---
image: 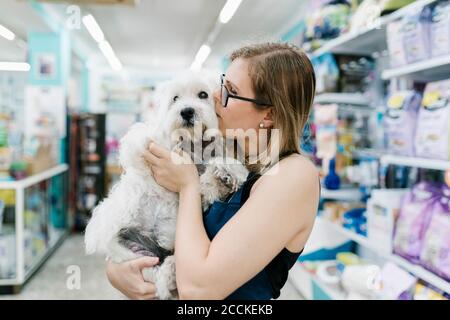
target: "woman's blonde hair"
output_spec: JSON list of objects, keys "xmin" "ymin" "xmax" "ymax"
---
[{"xmin": 229, "ymin": 42, "xmax": 316, "ymax": 171}]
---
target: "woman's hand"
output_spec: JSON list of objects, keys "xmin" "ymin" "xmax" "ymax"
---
[
  {"xmin": 106, "ymin": 257, "xmax": 159, "ymax": 300},
  {"xmin": 144, "ymin": 142, "xmax": 199, "ymax": 193}
]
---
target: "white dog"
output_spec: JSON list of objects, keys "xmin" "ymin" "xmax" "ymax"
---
[{"xmin": 84, "ymin": 71, "xmax": 248, "ymax": 299}]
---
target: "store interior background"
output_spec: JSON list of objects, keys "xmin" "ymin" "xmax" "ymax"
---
[{"xmin": 0, "ymin": 0, "xmax": 449, "ymax": 300}]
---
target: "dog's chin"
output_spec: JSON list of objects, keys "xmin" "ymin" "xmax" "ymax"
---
[{"xmin": 173, "ymin": 121, "xmax": 208, "ymax": 142}]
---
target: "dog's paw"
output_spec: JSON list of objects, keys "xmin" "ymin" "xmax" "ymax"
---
[{"xmin": 210, "ymin": 157, "xmax": 248, "ymax": 192}]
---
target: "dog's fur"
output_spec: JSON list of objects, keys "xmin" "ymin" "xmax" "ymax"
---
[{"xmin": 84, "ymin": 71, "xmax": 248, "ymax": 299}]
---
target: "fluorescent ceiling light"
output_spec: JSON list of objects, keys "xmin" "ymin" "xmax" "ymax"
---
[
  {"xmin": 99, "ymin": 41, "xmax": 122, "ymax": 71},
  {"xmin": 82, "ymin": 14, "xmax": 104, "ymax": 43},
  {"xmin": 190, "ymin": 44, "xmax": 211, "ymax": 71},
  {"xmin": 109, "ymin": 56, "xmax": 122, "ymax": 71},
  {"xmin": 0, "ymin": 62, "xmax": 30, "ymax": 72},
  {"xmin": 99, "ymin": 41, "xmax": 115, "ymax": 60},
  {"xmin": 219, "ymin": 0, "xmax": 242, "ymax": 24},
  {"xmin": 0, "ymin": 24, "xmax": 15, "ymax": 41}
]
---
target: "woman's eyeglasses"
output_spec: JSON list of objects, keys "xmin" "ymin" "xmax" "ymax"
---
[{"xmin": 220, "ymin": 74, "xmax": 271, "ymax": 108}]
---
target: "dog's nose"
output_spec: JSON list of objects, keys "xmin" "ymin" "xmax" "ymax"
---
[{"xmin": 180, "ymin": 107, "xmax": 195, "ymax": 121}]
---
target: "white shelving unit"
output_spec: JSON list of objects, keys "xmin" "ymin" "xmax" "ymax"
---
[
  {"xmin": 320, "ymin": 188, "xmax": 362, "ymax": 201},
  {"xmin": 298, "ymin": 0, "xmax": 450, "ymax": 300},
  {"xmin": 0, "ymin": 164, "xmax": 69, "ymax": 288},
  {"xmin": 382, "ymin": 54, "xmax": 450, "ymax": 81},
  {"xmin": 312, "ymin": 0, "xmax": 438, "ymax": 57},
  {"xmin": 314, "ymin": 93, "xmax": 369, "ymax": 106},
  {"xmin": 318, "ymin": 217, "xmax": 450, "ymax": 294},
  {"xmin": 289, "ymin": 262, "xmax": 347, "ymax": 300},
  {"xmin": 380, "ymin": 155, "xmax": 450, "ymax": 171}
]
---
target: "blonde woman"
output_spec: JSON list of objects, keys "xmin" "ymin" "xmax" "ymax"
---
[{"xmin": 106, "ymin": 43, "xmax": 320, "ymax": 300}]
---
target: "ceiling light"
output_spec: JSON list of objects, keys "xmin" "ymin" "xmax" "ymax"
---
[
  {"xmin": 99, "ymin": 41, "xmax": 122, "ymax": 71},
  {"xmin": 0, "ymin": 62, "xmax": 30, "ymax": 72},
  {"xmin": 190, "ymin": 44, "xmax": 211, "ymax": 71},
  {"xmin": 82, "ymin": 14, "xmax": 104, "ymax": 43},
  {"xmin": 219, "ymin": 0, "xmax": 242, "ymax": 24},
  {"xmin": 0, "ymin": 24, "xmax": 15, "ymax": 41}
]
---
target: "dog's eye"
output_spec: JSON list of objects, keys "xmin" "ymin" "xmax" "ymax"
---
[
  {"xmin": 198, "ymin": 91, "xmax": 208, "ymax": 99},
  {"xmin": 173, "ymin": 96, "xmax": 179, "ymax": 102}
]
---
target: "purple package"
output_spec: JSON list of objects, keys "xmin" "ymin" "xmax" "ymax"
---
[
  {"xmin": 420, "ymin": 185, "xmax": 450, "ymax": 281},
  {"xmin": 402, "ymin": 5, "xmax": 432, "ymax": 64},
  {"xmin": 393, "ymin": 182, "xmax": 441, "ymax": 263},
  {"xmin": 415, "ymin": 79, "xmax": 450, "ymax": 160},
  {"xmin": 384, "ymin": 90, "xmax": 422, "ymax": 156},
  {"xmin": 387, "ymin": 20, "xmax": 408, "ymax": 68},
  {"xmin": 430, "ymin": 0, "xmax": 450, "ymax": 58}
]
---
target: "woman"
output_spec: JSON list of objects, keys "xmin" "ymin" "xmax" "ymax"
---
[{"xmin": 106, "ymin": 42, "xmax": 320, "ymax": 300}]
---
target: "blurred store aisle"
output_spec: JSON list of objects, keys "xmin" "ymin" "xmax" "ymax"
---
[
  {"xmin": 0, "ymin": 235, "xmax": 304, "ymax": 300},
  {"xmin": 0, "ymin": 235, "xmax": 119, "ymax": 300}
]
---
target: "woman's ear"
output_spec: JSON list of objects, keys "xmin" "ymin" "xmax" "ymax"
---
[{"xmin": 262, "ymin": 107, "xmax": 275, "ymax": 128}]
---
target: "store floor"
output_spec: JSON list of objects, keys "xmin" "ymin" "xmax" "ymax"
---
[{"xmin": 0, "ymin": 235, "xmax": 304, "ymax": 300}]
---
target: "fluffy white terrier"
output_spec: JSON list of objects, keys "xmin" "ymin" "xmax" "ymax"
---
[{"xmin": 84, "ymin": 71, "xmax": 248, "ymax": 299}]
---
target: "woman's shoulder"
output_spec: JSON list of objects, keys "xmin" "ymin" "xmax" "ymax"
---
[{"xmin": 253, "ymin": 154, "xmax": 320, "ymax": 193}]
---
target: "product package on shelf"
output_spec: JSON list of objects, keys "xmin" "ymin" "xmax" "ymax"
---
[
  {"xmin": 312, "ymin": 53, "xmax": 340, "ymax": 94},
  {"xmin": 401, "ymin": 5, "xmax": 432, "ymax": 64},
  {"xmin": 386, "ymin": 1, "xmax": 450, "ymax": 67},
  {"xmin": 350, "ymin": 0, "xmax": 416, "ymax": 33},
  {"xmin": 414, "ymin": 282, "xmax": 449, "ymax": 300},
  {"xmin": 303, "ymin": 0, "xmax": 351, "ymax": 46},
  {"xmin": 419, "ymin": 185, "xmax": 450, "ymax": 281},
  {"xmin": 384, "ymin": 90, "xmax": 422, "ymax": 156},
  {"xmin": 314, "ymin": 104, "xmax": 338, "ymax": 173},
  {"xmin": 379, "ymin": 262, "xmax": 417, "ymax": 300},
  {"xmin": 336, "ymin": 55, "xmax": 375, "ymax": 93},
  {"xmin": 387, "ymin": 20, "xmax": 408, "ymax": 68},
  {"xmin": 430, "ymin": 0, "xmax": 450, "ymax": 58},
  {"xmin": 414, "ymin": 79, "xmax": 450, "ymax": 161},
  {"xmin": 367, "ymin": 189, "xmax": 408, "ymax": 254},
  {"xmin": 393, "ymin": 182, "xmax": 442, "ymax": 263}
]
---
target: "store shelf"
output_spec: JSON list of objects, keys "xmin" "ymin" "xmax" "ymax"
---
[
  {"xmin": 380, "ymin": 155, "xmax": 450, "ymax": 171},
  {"xmin": 23, "ymin": 229, "xmax": 68, "ymax": 284},
  {"xmin": 318, "ymin": 216, "xmax": 450, "ymax": 294},
  {"xmin": 320, "ymin": 188, "xmax": 362, "ymax": 201},
  {"xmin": 314, "ymin": 93, "xmax": 370, "ymax": 106},
  {"xmin": 312, "ymin": 0, "xmax": 437, "ymax": 57},
  {"xmin": 0, "ymin": 165, "xmax": 69, "ymax": 288},
  {"xmin": 289, "ymin": 262, "xmax": 347, "ymax": 300},
  {"xmin": 382, "ymin": 55, "xmax": 450, "ymax": 81},
  {"xmin": 0, "ymin": 164, "xmax": 69, "ymax": 189}
]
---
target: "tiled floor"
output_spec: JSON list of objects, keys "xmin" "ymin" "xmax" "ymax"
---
[{"xmin": 0, "ymin": 234, "xmax": 304, "ymax": 300}]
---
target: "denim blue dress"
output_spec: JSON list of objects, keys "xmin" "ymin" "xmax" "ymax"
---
[{"xmin": 202, "ymin": 172, "xmax": 302, "ymax": 300}]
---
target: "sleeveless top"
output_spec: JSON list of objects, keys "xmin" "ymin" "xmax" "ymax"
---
[{"xmin": 203, "ymin": 171, "xmax": 303, "ymax": 300}]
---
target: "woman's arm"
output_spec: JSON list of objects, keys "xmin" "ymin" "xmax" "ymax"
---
[{"xmin": 145, "ymin": 143, "xmax": 319, "ymax": 300}]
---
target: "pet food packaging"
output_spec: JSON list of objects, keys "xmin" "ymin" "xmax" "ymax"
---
[
  {"xmin": 419, "ymin": 186, "xmax": 450, "ymax": 281},
  {"xmin": 401, "ymin": 5, "xmax": 432, "ymax": 64},
  {"xmin": 415, "ymin": 79, "xmax": 450, "ymax": 160},
  {"xmin": 384, "ymin": 90, "xmax": 422, "ymax": 156},
  {"xmin": 367, "ymin": 189, "xmax": 408, "ymax": 254},
  {"xmin": 314, "ymin": 104, "xmax": 338, "ymax": 162},
  {"xmin": 430, "ymin": 0, "xmax": 450, "ymax": 58},
  {"xmin": 380, "ymin": 262, "xmax": 417, "ymax": 300},
  {"xmin": 387, "ymin": 20, "xmax": 408, "ymax": 67},
  {"xmin": 393, "ymin": 182, "xmax": 441, "ymax": 263}
]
